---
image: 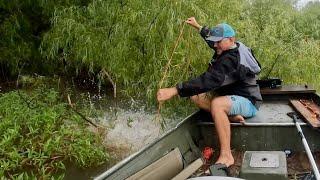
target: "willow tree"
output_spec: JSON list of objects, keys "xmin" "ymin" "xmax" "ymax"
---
[
  {"xmin": 0, "ymin": 0, "xmax": 90, "ymax": 79},
  {"xmin": 41, "ymin": 0, "xmax": 320, "ymax": 104},
  {"xmin": 294, "ymin": 1, "xmax": 320, "ymax": 40},
  {"xmin": 41, "ymin": 0, "xmax": 246, "ymax": 101}
]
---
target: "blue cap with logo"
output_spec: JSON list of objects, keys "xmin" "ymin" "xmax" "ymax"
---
[{"xmin": 206, "ymin": 23, "xmax": 235, "ymax": 42}]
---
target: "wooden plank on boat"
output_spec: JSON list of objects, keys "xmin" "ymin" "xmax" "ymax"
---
[
  {"xmin": 172, "ymin": 158, "xmax": 203, "ymax": 180},
  {"xmin": 261, "ymin": 85, "xmax": 316, "ymax": 95},
  {"xmin": 126, "ymin": 148, "xmax": 183, "ymax": 180},
  {"xmin": 290, "ymin": 99, "xmax": 320, "ymax": 128}
]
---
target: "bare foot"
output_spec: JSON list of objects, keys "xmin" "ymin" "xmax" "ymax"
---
[
  {"xmin": 229, "ymin": 115, "xmax": 245, "ymax": 124},
  {"xmin": 215, "ymin": 152, "xmax": 235, "ymax": 167}
]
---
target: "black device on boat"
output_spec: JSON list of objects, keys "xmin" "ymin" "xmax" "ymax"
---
[{"xmin": 257, "ymin": 78, "xmax": 282, "ymax": 89}]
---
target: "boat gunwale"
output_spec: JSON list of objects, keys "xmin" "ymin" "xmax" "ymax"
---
[
  {"xmin": 94, "ymin": 111, "xmax": 198, "ymax": 180},
  {"xmin": 198, "ymin": 122, "xmax": 308, "ymax": 126}
]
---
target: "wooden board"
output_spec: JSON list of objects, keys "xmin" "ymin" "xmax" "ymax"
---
[
  {"xmin": 261, "ymin": 85, "xmax": 316, "ymax": 95},
  {"xmin": 290, "ymin": 99, "xmax": 320, "ymax": 128}
]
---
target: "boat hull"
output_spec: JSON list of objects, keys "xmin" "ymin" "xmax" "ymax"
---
[{"xmin": 95, "ymin": 87, "xmax": 320, "ymax": 180}]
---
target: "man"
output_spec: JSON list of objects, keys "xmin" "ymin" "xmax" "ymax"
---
[{"xmin": 157, "ymin": 17, "xmax": 262, "ymax": 167}]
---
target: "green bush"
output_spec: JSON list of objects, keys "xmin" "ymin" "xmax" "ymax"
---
[{"xmin": 0, "ymin": 88, "xmax": 108, "ymax": 178}]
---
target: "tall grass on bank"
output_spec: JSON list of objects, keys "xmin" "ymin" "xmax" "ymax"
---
[
  {"xmin": 0, "ymin": 88, "xmax": 108, "ymax": 178},
  {"xmin": 40, "ymin": 0, "xmax": 320, "ymax": 105}
]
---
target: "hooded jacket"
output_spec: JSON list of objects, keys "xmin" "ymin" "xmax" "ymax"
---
[{"xmin": 176, "ymin": 26, "xmax": 262, "ymax": 106}]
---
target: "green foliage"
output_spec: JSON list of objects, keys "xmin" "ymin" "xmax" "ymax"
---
[
  {"xmin": 40, "ymin": 0, "xmax": 320, "ymax": 104},
  {"xmin": 0, "ymin": 0, "xmax": 91, "ymax": 78},
  {"xmin": 0, "ymin": 10, "xmax": 34, "ymax": 76},
  {"xmin": 294, "ymin": 1, "xmax": 320, "ymax": 40},
  {"xmin": 0, "ymin": 1, "xmax": 320, "ymax": 176},
  {"xmin": 40, "ymin": 0, "xmax": 246, "ymax": 102},
  {"xmin": 1, "ymin": 0, "xmax": 320, "ymax": 103},
  {"xmin": 0, "ymin": 88, "xmax": 108, "ymax": 178},
  {"xmin": 239, "ymin": 0, "xmax": 320, "ymax": 87}
]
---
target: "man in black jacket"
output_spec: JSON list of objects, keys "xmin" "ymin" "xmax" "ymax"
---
[{"xmin": 157, "ymin": 17, "xmax": 262, "ymax": 167}]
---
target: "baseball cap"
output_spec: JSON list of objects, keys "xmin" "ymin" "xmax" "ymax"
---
[{"xmin": 206, "ymin": 23, "xmax": 236, "ymax": 42}]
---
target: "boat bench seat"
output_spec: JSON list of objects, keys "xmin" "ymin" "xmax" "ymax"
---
[
  {"xmin": 195, "ymin": 100, "xmax": 320, "ymax": 151},
  {"xmin": 197, "ymin": 101, "xmax": 306, "ymax": 126},
  {"xmin": 244, "ymin": 101, "xmax": 305, "ymax": 125}
]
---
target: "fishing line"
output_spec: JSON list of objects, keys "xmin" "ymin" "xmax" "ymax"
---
[{"xmin": 156, "ymin": 22, "xmax": 186, "ymax": 127}]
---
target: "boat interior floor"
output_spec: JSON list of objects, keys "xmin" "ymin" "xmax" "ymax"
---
[
  {"xmin": 194, "ymin": 97, "xmax": 320, "ymax": 179},
  {"xmin": 191, "ymin": 150, "xmax": 320, "ymax": 179}
]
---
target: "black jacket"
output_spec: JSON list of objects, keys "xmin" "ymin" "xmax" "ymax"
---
[{"xmin": 176, "ymin": 26, "xmax": 262, "ymax": 106}]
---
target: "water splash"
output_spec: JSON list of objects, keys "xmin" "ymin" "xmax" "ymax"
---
[{"xmin": 102, "ymin": 107, "xmax": 163, "ymax": 153}]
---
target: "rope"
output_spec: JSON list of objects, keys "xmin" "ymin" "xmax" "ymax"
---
[
  {"xmin": 156, "ymin": 22, "xmax": 186, "ymax": 126},
  {"xmin": 158, "ymin": 22, "xmax": 186, "ymax": 88}
]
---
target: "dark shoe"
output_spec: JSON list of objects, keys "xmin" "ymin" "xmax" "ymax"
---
[{"xmin": 209, "ymin": 163, "xmax": 230, "ymax": 176}]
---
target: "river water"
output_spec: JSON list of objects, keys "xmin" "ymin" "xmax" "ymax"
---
[
  {"xmin": 64, "ymin": 92, "xmax": 187, "ymax": 179},
  {"xmin": 102, "ymin": 108, "xmax": 162, "ymax": 152}
]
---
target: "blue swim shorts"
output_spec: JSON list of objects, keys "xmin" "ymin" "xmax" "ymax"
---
[{"xmin": 228, "ymin": 95, "xmax": 257, "ymax": 118}]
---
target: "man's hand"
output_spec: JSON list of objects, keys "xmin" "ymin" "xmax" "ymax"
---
[
  {"xmin": 157, "ymin": 87, "xmax": 178, "ymax": 102},
  {"xmin": 185, "ymin": 17, "xmax": 201, "ymax": 30}
]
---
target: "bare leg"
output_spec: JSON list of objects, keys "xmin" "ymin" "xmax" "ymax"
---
[
  {"xmin": 211, "ymin": 96, "xmax": 234, "ymax": 167},
  {"xmin": 190, "ymin": 94, "xmax": 245, "ymax": 123}
]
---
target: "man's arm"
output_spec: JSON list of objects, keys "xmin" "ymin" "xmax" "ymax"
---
[
  {"xmin": 185, "ymin": 17, "xmax": 215, "ymax": 49},
  {"xmin": 157, "ymin": 53, "xmax": 236, "ymax": 101},
  {"xmin": 176, "ymin": 70, "xmax": 225, "ymax": 97},
  {"xmin": 177, "ymin": 55, "xmax": 238, "ymax": 97}
]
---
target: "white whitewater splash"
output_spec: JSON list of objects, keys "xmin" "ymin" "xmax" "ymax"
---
[{"xmin": 102, "ymin": 108, "xmax": 162, "ymax": 152}]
